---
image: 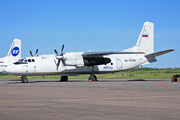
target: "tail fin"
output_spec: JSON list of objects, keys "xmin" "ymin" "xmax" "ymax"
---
[
  {"xmin": 0, "ymin": 39, "xmax": 21, "ymax": 72},
  {"xmin": 5, "ymin": 39, "xmax": 21, "ymax": 63},
  {"xmin": 123, "ymin": 22, "xmax": 154, "ymax": 54}
]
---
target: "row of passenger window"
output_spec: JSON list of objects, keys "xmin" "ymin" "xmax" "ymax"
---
[{"xmin": 18, "ymin": 59, "xmax": 35, "ymax": 63}]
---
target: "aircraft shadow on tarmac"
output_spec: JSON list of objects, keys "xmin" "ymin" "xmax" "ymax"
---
[
  {"xmin": 6, "ymin": 79, "xmax": 166, "ymax": 84},
  {"xmin": 7, "ymin": 79, "xmax": 61, "ymax": 84},
  {"xmin": 128, "ymin": 79, "xmax": 147, "ymax": 81},
  {"xmin": 7, "ymin": 79, "xmax": 147, "ymax": 83},
  {"xmin": 7, "ymin": 79, "xmax": 91, "ymax": 84}
]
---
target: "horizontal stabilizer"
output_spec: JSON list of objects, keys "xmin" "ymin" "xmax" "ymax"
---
[
  {"xmin": 145, "ymin": 49, "xmax": 174, "ymax": 58},
  {"xmin": 82, "ymin": 52, "xmax": 145, "ymax": 57}
]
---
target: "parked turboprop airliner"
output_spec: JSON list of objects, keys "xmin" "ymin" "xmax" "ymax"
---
[
  {"xmin": 6, "ymin": 22, "xmax": 174, "ymax": 83},
  {"xmin": 0, "ymin": 39, "xmax": 21, "ymax": 73}
]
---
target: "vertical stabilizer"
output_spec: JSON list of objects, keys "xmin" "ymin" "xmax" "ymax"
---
[
  {"xmin": 5, "ymin": 39, "xmax": 21, "ymax": 63},
  {"xmin": 123, "ymin": 22, "xmax": 154, "ymax": 54},
  {"xmin": 135, "ymin": 22, "xmax": 154, "ymax": 54},
  {"xmin": 0, "ymin": 39, "xmax": 21, "ymax": 72}
]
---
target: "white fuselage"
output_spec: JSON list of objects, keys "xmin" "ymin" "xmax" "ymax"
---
[{"xmin": 6, "ymin": 54, "xmax": 148, "ymax": 76}]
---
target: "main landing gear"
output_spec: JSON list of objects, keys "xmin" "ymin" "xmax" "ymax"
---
[
  {"xmin": 21, "ymin": 76, "xmax": 28, "ymax": 83},
  {"xmin": 88, "ymin": 74, "xmax": 98, "ymax": 82},
  {"xmin": 88, "ymin": 66, "xmax": 98, "ymax": 82},
  {"xmin": 60, "ymin": 76, "xmax": 68, "ymax": 81}
]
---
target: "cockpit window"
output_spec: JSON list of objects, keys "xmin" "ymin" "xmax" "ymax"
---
[
  {"xmin": 14, "ymin": 58, "xmax": 35, "ymax": 65},
  {"xmin": 19, "ymin": 59, "xmax": 24, "ymax": 62}
]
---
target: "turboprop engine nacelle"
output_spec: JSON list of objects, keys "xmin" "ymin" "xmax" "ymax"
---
[{"xmin": 62, "ymin": 52, "xmax": 84, "ymax": 67}]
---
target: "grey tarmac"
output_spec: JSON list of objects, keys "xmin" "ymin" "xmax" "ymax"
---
[{"xmin": 0, "ymin": 79, "xmax": 180, "ymax": 120}]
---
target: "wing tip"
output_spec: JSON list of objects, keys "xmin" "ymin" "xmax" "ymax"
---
[
  {"xmin": 168, "ymin": 49, "xmax": 174, "ymax": 51},
  {"xmin": 140, "ymin": 52, "xmax": 146, "ymax": 54}
]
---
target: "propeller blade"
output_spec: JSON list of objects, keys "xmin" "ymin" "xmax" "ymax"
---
[
  {"xmin": 29, "ymin": 50, "xmax": 33, "ymax": 57},
  {"xmin": 55, "ymin": 44, "xmax": 65, "ymax": 70},
  {"xmin": 56, "ymin": 60, "xmax": 60, "ymax": 70},
  {"xmin": 54, "ymin": 49, "xmax": 59, "ymax": 55},
  {"xmin": 61, "ymin": 44, "xmax": 64, "ymax": 55},
  {"xmin": 35, "ymin": 48, "xmax": 38, "ymax": 56}
]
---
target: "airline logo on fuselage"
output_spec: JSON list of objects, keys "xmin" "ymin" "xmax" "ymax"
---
[
  {"xmin": 11, "ymin": 47, "xmax": 20, "ymax": 57},
  {"xmin": 103, "ymin": 66, "xmax": 113, "ymax": 69}
]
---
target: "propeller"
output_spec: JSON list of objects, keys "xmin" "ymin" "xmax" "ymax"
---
[
  {"xmin": 54, "ymin": 44, "xmax": 64, "ymax": 70},
  {"xmin": 61, "ymin": 44, "xmax": 64, "ymax": 55},
  {"xmin": 29, "ymin": 48, "xmax": 38, "ymax": 57},
  {"xmin": 30, "ymin": 50, "xmax": 33, "ymax": 57},
  {"xmin": 35, "ymin": 49, "xmax": 38, "ymax": 56}
]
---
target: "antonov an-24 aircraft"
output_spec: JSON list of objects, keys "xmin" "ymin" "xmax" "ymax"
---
[{"xmin": 6, "ymin": 22, "xmax": 174, "ymax": 83}]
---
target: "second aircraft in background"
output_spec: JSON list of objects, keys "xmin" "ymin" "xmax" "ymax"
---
[{"xmin": 0, "ymin": 39, "xmax": 21, "ymax": 73}]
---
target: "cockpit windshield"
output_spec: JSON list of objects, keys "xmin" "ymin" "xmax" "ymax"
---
[
  {"xmin": 14, "ymin": 58, "xmax": 35, "ymax": 65},
  {"xmin": 18, "ymin": 59, "xmax": 24, "ymax": 62}
]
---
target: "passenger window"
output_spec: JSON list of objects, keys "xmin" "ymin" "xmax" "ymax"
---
[
  {"xmin": 28, "ymin": 59, "xmax": 31, "ymax": 62},
  {"xmin": 32, "ymin": 59, "xmax": 35, "ymax": 62},
  {"xmin": 24, "ymin": 60, "xmax": 27, "ymax": 62}
]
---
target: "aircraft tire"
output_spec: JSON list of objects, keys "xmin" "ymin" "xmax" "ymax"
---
[
  {"xmin": 22, "ymin": 78, "xmax": 28, "ymax": 83},
  {"xmin": 60, "ymin": 76, "xmax": 68, "ymax": 81},
  {"xmin": 88, "ymin": 74, "xmax": 97, "ymax": 82},
  {"xmin": 174, "ymin": 78, "xmax": 178, "ymax": 82}
]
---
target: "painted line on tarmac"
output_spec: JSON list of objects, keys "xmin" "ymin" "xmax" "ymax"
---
[
  {"xmin": 0, "ymin": 95, "xmax": 180, "ymax": 103},
  {"xmin": 153, "ymin": 83, "xmax": 171, "ymax": 88}
]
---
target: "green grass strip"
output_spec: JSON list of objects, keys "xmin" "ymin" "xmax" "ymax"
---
[{"xmin": 0, "ymin": 67, "xmax": 179, "ymax": 79}]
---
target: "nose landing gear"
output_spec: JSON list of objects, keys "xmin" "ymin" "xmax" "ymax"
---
[
  {"xmin": 21, "ymin": 76, "xmax": 28, "ymax": 83},
  {"xmin": 60, "ymin": 76, "xmax": 68, "ymax": 81}
]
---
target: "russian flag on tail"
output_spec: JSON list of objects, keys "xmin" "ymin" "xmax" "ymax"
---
[{"xmin": 142, "ymin": 34, "xmax": 148, "ymax": 37}]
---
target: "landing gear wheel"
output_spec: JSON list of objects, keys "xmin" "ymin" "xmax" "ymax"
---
[
  {"xmin": 21, "ymin": 77, "xmax": 28, "ymax": 83},
  {"xmin": 88, "ymin": 74, "xmax": 98, "ymax": 82},
  {"xmin": 174, "ymin": 78, "xmax": 178, "ymax": 82},
  {"xmin": 60, "ymin": 76, "xmax": 68, "ymax": 82}
]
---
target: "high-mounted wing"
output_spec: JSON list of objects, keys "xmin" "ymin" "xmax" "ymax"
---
[{"xmin": 82, "ymin": 51, "xmax": 145, "ymax": 57}]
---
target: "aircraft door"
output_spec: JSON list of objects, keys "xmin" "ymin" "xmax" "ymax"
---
[{"xmin": 116, "ymin": 58, "xmax": 122, "ymax": 70}]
